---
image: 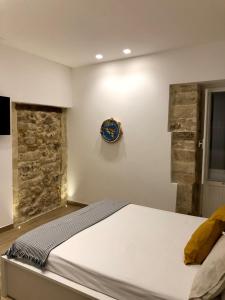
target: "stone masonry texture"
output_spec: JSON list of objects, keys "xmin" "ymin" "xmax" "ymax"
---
[
  {"xmin": 13, "ymin": 104, "xmax": 66, "ymax": 224},
  {"xmin": 169, "ymin": 84, "xmax": 201, "ymax": 215}
]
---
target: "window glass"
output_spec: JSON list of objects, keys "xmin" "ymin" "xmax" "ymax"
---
[{"xmin": 208, "ymin": 92, "xmax": 225, "ymax": 181}]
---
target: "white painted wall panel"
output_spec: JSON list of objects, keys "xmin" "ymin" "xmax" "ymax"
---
[
  {"xmin": 68, "ymin": 41, "xmax": 225, "ymax": 211},
  {"xmin": 0, "ymin": 44, "xmax": 72, "ymax": 227}
]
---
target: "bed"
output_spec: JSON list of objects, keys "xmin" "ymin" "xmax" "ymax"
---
[{"xmin": 1, "ymin": 203, "xmax": 222, "ymax": 300}]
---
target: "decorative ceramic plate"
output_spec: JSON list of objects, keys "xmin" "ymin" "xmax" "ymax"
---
[{"xmin": 100, "ymin": 118, "xmax": 122, "ymax": 143}]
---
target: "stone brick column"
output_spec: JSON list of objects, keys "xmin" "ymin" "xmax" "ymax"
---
[
  {"xmin": 169, "ymin": 83, "xmax": 202, "ymax": 215},
  {"xmin": 13, "ymin": 104, "xmax": 67, "ymax": 224}
]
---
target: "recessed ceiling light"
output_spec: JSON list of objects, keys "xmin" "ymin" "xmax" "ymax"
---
[
  {"xmin": 96, "ymin": 54, "xmax": 103, "ymax": 60},
  {"xmin": 123, "ymin": 49, "xmax": 132, "ymax": 55}
]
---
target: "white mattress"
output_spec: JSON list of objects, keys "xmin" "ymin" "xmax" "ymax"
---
[{"xmin": 46, "ymin": 204, "xmax": 205, "ymax": 300}]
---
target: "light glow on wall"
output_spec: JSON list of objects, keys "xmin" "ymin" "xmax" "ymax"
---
[
  {"xmin": 67, "ymin": 179, "xmax": 76, "ymax": 201},
  {"xmin": 101, "ymin": 72, "xmax": 148, "ymax": 95}
]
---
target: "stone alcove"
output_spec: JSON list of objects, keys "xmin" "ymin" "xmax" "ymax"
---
[{"xmin": 12, "ymin": 103, "xmax": 67, "ymax": 224}]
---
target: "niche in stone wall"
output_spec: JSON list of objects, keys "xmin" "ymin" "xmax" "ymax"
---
[{"xmin": 12, "ymin": 103, "xmax": 67, "ymax": 224}]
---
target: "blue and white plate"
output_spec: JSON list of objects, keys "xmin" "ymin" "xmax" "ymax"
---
[{"xmin": 100, "ymin": 118, "xmax": 122, "ymax": 143}]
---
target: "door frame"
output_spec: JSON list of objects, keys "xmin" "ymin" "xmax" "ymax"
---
[{"xmin": 201, "ymin": 87, "xmax": 225, "ymax": 216}]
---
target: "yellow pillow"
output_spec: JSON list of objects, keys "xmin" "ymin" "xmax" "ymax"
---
[
  {"xmin": 210, "ymin": 205, "xmax": 225, "ymax": 222},
  {"xmin": 184, "ymin": 219, "xmax": 225, "ymax": 265}
]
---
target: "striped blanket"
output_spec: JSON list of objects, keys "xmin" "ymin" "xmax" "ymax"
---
[{"xmin": 6, "ymin": 199, "xmax": 128, "ymax": 269}]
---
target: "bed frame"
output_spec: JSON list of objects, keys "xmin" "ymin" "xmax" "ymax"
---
[{"xmin": 1, "ymin": 256, "xmax": 115, "ymax": 300}]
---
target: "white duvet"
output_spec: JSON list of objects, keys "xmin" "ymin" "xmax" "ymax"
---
[{"xmin": 46, "ymin": 204, "xmax": 205, "ymax": 300}]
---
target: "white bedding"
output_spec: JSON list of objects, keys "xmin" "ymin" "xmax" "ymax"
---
[{"xmin": 46, "ymin": 204, "xmax": 205, "ymax": 300}]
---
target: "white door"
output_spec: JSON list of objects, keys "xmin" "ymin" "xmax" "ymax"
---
[{"xmin": 202, "ymin": 88, "xmax": 225, "ymax": 217}]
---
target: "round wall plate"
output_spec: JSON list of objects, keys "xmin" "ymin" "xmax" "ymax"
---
[{"xmin": 100, "ymin": 118, "xmax": 122, "ymax": 143}]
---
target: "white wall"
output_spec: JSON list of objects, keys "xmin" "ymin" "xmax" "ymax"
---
[
  {"xmin": 68, "ymin": 41, "xmax": 225, "ymax": 211},
  {"xmin": 0, "ymin": 44, "xmax": 72, "ymax": 228}
]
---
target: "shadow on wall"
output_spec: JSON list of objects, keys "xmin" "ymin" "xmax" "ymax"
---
[{"xmin": 96, "ymin": 136, "xmax": 126, "ymax": 162}]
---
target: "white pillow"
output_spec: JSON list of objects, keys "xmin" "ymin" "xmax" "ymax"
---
[{"xmin": 189, "ymin": 235, "xmax": 225, "ymax": 300}]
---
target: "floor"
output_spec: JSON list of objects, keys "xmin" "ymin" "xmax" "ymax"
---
[{"xmin": 0, "ymin": 204, "xmax": 81, "ymax": 300}]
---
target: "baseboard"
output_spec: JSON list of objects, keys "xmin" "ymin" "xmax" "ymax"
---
[
  {"xmin": 67, "ymin": 200, "xmax": 87, "ymax": 208},
  {"xmin": 15, "ymin": 204, "xmax": 65, "ymax": 227},
  {"xmin": 0, "ymin": 203, "xmax": 86, "ymax": 231},
  {"xmin": 0, "ymin": 224, "xmax": 14, "ymax": 233}
]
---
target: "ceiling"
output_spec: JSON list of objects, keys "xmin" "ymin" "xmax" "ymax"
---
[{"xmin": 0, "ymin": 0, "xmax": 225, "ymax": 67}]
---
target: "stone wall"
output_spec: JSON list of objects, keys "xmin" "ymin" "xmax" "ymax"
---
[
  {"xmin": 13, "ymin": 104, "xmax": 67, "ymax": 224},
  {"xmin": 169, "ymin": 83, "xmax": 202, "ymax": 215}
]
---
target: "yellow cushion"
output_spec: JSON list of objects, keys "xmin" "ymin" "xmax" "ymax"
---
[
  {"xmin": 184, "ymin": 219, "xmax": 225, "ymax": 265},
  {"xmin": 210, "ymin": 205, "xmax": 225, "ymax": 222}
]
